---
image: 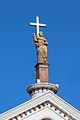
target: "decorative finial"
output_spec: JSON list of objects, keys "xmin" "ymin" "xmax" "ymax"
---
[{"xmin": 27, "ymin": 17, "xmax": 58, "ymax": 99}]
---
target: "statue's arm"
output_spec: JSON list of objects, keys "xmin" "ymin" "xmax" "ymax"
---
[
  {"xmin": 33, "ymin": 33, "xmax": 37, "ymax": 42},
  {"xmin": 35, "ymin": 43, "xmax": 39, "ymax": 47},
  {"xmin": 45, "ymin": 42, "xmax": 48, "ymax": 46},
  {"xmin": 44, "ymin": 38, "xmax": 48, "ymax": 45}
]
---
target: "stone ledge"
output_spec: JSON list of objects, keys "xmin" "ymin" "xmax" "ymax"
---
[
  {"xmin": 34, "ymin": 63, "xmax": 50, "ymax": 69},
  {"xmin": 27, "ymin": 83, "xmax": 59, "ymax": 98}
]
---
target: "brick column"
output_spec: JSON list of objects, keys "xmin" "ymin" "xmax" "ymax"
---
[{"xmin": 35, "ymin": 63, "xmax": 49, "ymax": 83}]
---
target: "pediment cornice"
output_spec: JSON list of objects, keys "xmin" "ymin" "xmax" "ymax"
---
[
  {"xmin": 0, "ymin": 92, "xmax": 80, "ymax": 120},
  {"xmin": 9, "ymin": 100, "xmax": 77, "ymax": 120}
]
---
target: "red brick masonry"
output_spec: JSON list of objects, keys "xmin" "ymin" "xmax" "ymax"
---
[{"xmin": 35, "ymin": 63, "xmax": 49, "ymax": 83}]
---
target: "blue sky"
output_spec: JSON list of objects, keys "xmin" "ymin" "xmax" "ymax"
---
[{"xmin": 0, "ymin": 0, "xmax": 80, "ymax": 114}]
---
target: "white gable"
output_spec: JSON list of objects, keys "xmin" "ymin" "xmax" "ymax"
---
[{"xmin": 0, "ymin": 91, "xmax": 80, "ymax": 120}]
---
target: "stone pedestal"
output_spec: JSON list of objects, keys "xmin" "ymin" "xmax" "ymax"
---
[
  {"xmin": 27, "ymin": 83, "xmax": 59, "ymax": 99},
  {"xmin": 35, "ymin": 63, "xmax": 49, "ymax": 83},
  {"xmin": 27, "ymin": 63, "xmax": 59, "ymax": 99}
]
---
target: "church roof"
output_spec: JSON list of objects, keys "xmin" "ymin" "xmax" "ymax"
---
[{"xmin": 0, "ymin": 91, "xmax": 80, "ymax": 120}]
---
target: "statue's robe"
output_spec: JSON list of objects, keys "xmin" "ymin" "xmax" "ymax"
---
[{"xmin": 34, "ymin": 36, "xmax": 48, "ymax": 63}]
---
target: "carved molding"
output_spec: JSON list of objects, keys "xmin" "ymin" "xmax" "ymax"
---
[{"xmin": 9, "ymin": 101, "xmax": 76, "ymax": 120}]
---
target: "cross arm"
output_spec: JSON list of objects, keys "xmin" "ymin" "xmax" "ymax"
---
[
  {"xmin": 39, "ymin": 23, "xmax": 46, "ymax": 27},
  {"xmin": 29, "ymin": 22, "xmax": 37, "ymax": 26}
]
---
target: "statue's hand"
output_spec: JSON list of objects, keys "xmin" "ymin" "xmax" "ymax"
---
[
  {"xmin": 33, "ymin": 33, "xmax": 35, "ymax": 36},
  {"xmin": 33, "ymin": 33, "xmax": 37, "ymax": 42}
]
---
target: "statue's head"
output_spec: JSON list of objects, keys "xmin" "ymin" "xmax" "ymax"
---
[{"xmin": 39, "ymin": 31, "xmax": 43, "ymax": 37}]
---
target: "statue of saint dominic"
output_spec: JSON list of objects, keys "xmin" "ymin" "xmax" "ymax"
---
[
  {"xmin": 33, "ymin": 31, "xmax": 48, "ymax": 64},
  {"xmin": 30, "ymin": 16, "xmax": 48, "ymax": 64}
]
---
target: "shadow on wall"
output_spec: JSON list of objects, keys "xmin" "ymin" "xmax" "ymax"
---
[{"xmin": 42, "ymin": 118, "xmax": 52, "ymax": 120}]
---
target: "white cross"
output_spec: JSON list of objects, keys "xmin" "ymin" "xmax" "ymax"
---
[{"xmin": 29, "ymin": 16, "xmax": 46, "ymax": 36}]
